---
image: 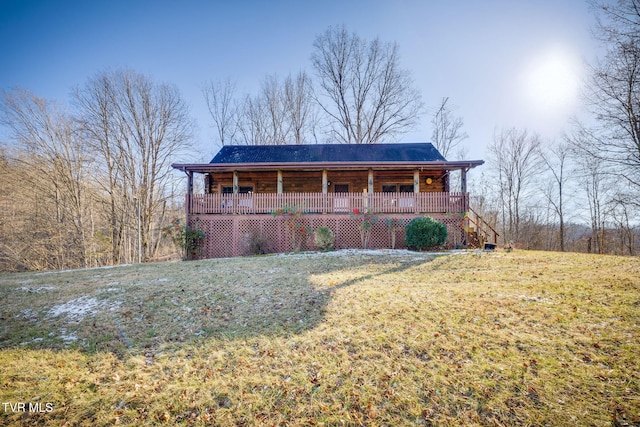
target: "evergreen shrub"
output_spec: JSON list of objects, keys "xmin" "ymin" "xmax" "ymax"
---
[{"xmin": 405, "ymin": 216, "xmax": 447, "ymax": 250}]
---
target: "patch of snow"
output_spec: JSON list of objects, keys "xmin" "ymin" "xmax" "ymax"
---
[
  {"xmin": 34, "ymin": 264, "xmax": 133, "ymax": 275},
  {"xmin": 16, "ymin": 309, "xmax": 38, "ymax": 321},
  {"xmin": 48, "ymin": 296, "xmax": 121, "ymax": 323},
  {"xmin": 20, "ymin": 337, "xmax": 43, "ymax": 346},
  {"xmin": 496, "ymin": 293, "xmax": 551, "ymax": 304},
  {"xmin": 274, "ymin": 248, "xmax": 451, "ymax": 259},
  {"xmin": 517, "ymin": 295, "xmax": 547, "ymax": 302},
  {"xmin": 17, "ymin": 286, "xmax": 57, "ymax": 293},
  {"xmin": 58, "ymin": 328, "xmax": 78, "ymax": 343}
]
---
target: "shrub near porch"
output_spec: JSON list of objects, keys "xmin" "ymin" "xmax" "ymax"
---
[{"xmin": 405, "ymin": 216, "xmax": 448, "ymax": 250}]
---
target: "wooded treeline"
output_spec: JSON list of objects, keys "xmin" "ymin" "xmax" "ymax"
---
[
  {"xmin": 0, "ymin": 70, "xmax": 189, "ymax": 271},
  {"xmin": 471, "ymin": 0, "xmax": 640, "ymax": 256}
]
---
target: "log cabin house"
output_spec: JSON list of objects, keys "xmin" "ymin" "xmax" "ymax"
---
[{"xmin": 171, "ymin": 143, "xmax": 497, "ymax": 258}]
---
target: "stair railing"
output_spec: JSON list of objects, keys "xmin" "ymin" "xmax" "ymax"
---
[{"xmin": 467, "ymin": 207, "xmax": 499, "ymax": 248}]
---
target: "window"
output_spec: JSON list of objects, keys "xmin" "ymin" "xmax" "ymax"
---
[
  {"xmin": 221, "ymin": 186, "xmax": 254, "ymax": 194},
  {"xmin": 382, "ymin": 185, "xmax": 397, "ymax": 193},
  {"xmin": 381, "ymin": 184, "xmax": 414, "ymax": 193},
  {"xmin": 399, "ymin": 184, "xmax": 414, "ymax": 193},
  {"xmin": 333, "ymin": 184, "xmax": 350, "ymax": 193}
]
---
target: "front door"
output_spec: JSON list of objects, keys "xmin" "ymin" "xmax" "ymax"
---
[
  {"xmin": 333, "ymin": 184, "xmax": 349, "ymax": 193},
  {"xmin": 333, "ymin": 184, "xmax": 350, "ymax": 212}
]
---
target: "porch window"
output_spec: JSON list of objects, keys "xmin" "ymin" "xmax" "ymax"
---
[
  {"xmin": 381, "ymin": 184, "xmax": 414, "ymax": 193},
  {"xmin": 333, "ymin": 184, "xmax": 350, "ymax": 193},
  {"xmin": 382, "ymin": 185, "xmax": 396, "ymax": 193},
  {"xmin": 221, "ymin": 186, "xmax": 254, "ymax": 194}
]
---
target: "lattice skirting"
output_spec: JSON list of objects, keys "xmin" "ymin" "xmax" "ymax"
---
[{"xmin": 189, "ymin": 214, "xmax": 466, "ymax": 259}]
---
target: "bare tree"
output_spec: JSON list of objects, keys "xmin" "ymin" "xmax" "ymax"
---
[
  {"xmin": 238, "ymin": 92, "xmax": 271, "ymax": 146},
  {"xmin": 0, "ymin": 89, "xmax": 91, "ymax": 269},
  {"xmin": 311, "ymin": 25, "xmax": 423, "ymax": 144},
  {"xmin": 203, "ymin": 78, "xmax": 240, "ymax": 146},
  {"xmin": 583, "ymin": 155, "xmax": 610, "ymax": 254},
  {"xmin": 430, "ymin": 97, "xmax": 468, "ymax": 158},
  {"xmin": 586, "ymin": 0, "xmax": 640, "ymax": 188},
  {"xmin": 568, "ymin": 124, "xmax": 613, "ymax": 253},
  {"xmin": 541, "ymin": 141, "xmax": 572, "ymax": 251},
  {"xmin": 610, "ymin": 195, "xmax": 638, "ymax": 255},
  {"xmin": 489, "ymin": 128, "xmax": 542, "ymax": 245},
  {"xmin": 284, "ymin": 71, "xmax": 318, "ymax": 144},
  {"xmin": 236, "ymin": 72, "xmax": 318, "ymax": 145},
  {"xmin": 73, "ymin": 73, "xmax": 125, "ymax": 263},
  {"xmin": 75, "ymin": 69, "xmax": 193, "ymax": 263},
  {"xmin": 262, "ymin": 75, "xmax": 289, "ymax": 145}
]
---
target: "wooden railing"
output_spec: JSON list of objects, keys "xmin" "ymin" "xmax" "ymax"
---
[
  {"xmin": 188, "ymin": 192, "xmax": 469, "ymax": 215},
  {"xmin": 466, "ymin": 207, "xmax": 500, "ymax": 246}
]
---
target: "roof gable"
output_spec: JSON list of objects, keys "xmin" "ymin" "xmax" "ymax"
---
[{"xmin": 210, "ymin": 143, "xmax": 447, "ymax": 164}]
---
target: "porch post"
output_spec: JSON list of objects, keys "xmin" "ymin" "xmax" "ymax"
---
[
  {"xmin": 414, "ymin": 169, "xmax": 420, "ymax": 214},
  {"xmin": 322, "ymin": 169, "xmax": 328, "ymax": 194},
  {"xmin": 461, "ymin": 168, "xmax": 467, "ymax": 194},
  {"xmin": 233, "ymin": 170, "xmax": 239, "ymax": 194},
  {"xmin": 461, "ymin": 168, "xmax": 468, "ymax": 212},
  {"xmin": 277, "ymin": 170, "xmax": 283, "ymax": 194},
  {"xmin": 368, "ymin": 169, "xmax": 374, "ymax": 194},
  {"xmin": 186, "ymin": 171, "xmax": 193, "ymax": 216}
]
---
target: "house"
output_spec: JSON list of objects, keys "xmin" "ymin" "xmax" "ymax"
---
[{"xmin": 171, "ymin": 143, "xmax": 497, "ymax": 258}]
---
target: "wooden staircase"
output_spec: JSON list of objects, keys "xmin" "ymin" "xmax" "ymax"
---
[{"xmin": 465, "ymin": 208, "xmax": 499, "ymax": 250}]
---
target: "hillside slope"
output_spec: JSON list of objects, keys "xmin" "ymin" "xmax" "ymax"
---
[{"xmin": 1, "ymin": 249, "xmax": 639, "ymax": 426}]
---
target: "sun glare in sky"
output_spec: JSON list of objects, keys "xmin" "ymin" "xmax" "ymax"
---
[{"xmin": 521, "ymin": 46, "xmax": 582, "ymax": 115}]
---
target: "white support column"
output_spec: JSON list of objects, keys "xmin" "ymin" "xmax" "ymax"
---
[
  {"xmin": 233, "ymin": 170, "xmax": 239, "ymax": 194},
  {"xmin": 368, "ymin": 169, "xmax": 374, "ymax": 194},
  {"xmin": 277, "ymin": 170, "xmax": 283, "ymax": 194},
  {"xmin": 322, "ymin": 169, "xmax": 328, "ymax": 194}
]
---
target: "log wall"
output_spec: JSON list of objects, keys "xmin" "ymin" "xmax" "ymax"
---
[{"xmin": 206, "ymin": 169, "xmax": 448, "ymax": 194}]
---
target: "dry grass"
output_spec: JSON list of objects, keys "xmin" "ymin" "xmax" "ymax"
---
[{"xmin": 0, "ymin": 249, "xmax": 639, "ymax": 426}]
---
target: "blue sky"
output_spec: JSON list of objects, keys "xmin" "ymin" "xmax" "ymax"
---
[{"xmin": 0, "ymin": 0, "xmax": 599, "ymax": 161}]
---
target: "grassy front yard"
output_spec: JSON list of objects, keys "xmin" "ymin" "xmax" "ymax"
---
[{"xmin": 1, "ymin": 249, "xmax": 639, "ymax": 426}]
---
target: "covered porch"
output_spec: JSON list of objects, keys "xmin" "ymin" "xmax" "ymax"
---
[{"xmin": 174, "ymin": 159, "xmax": 484, "ymax": 216}]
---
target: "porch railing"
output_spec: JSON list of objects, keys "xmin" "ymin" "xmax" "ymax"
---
[{"xmin": 188, "ymin": 192, "xmax": 468, "ymax": 215}]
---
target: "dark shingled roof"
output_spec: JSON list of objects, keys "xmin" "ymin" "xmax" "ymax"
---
[{"xmin": 210, "ymin": 143, "xmax": 447, "ymax": 164}]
